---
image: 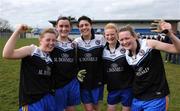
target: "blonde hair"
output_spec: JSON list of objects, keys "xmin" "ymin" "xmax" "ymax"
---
[
  {"xmin": 39, "ymin": 28, "xmax": 58, "ymax": 39},
  {"xmin": 104, "ymin": 23, "xmax": 119, "ymax": 33},
  {"xmin": 119, "ymin": 25, "xmax": 137, "ymax": 38}
]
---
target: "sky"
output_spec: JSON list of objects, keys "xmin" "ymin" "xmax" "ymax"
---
[{"xmin": 0, "ymin": 0, "xmax": 180, "ymax": 28}]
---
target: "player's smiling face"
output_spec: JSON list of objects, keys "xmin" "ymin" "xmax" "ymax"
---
[
  {"xmin": 104, "ymin": 28, "xmax": 118, "ymax": 45},
  {"xmin": 118, "ymin": 31, "xmax": 136, "ymax": 50},
  {"xmin": 39, "ymin": 33, "xmax": 57, "ymax": 52},
  {"xmin": 78, "ymin": 20, "xmax": 92, "ymax": 37},
  {"xmin": 56, "ymin": 20, "xmax": 71, "ymax": 38}
]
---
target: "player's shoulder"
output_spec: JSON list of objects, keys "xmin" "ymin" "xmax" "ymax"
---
[
  {"xmin": 95, "ymin": 34, "xmax": 104, "ymax": 39},
  {"xmin": 74, "ymin": 36, "xmax": 82, "ymax": 42}
]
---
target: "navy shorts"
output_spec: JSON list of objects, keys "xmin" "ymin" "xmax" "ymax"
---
[
  {"xmin": 55, "ymin": 79, "xmax": 81, "ymax": 111},
  {"xmin": 81, "ymin": 86, "xmax": 104, "ymax": 104},
  {"xmin": 107, "ymin": 88, "xmax": 133, "ymax": 106},
  {"xmin": 19, "ymin": 93, "xmax": 56, "ymax": 111},
  {"xmin": 131, "ymin": 97, "xmax": 166, "ymax": 111}
]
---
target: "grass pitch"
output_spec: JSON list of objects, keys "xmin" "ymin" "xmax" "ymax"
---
[{"xmin": 0, "ymin": 38, "xmax": 180, "ymax": 111}]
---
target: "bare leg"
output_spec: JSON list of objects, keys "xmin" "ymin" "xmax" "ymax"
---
[
  {"xmin": 93, "ymin": 104, "xmax": 100, "ymax": 111},
  {"xmin": 83, "ymin": 103, "xmax": 94, "ymax": 111},
  {"xmin": 166, "ymin": 96, "xmax": 169, "ymax": 111},
  {"xmin": 107, "ymin": 104, "xmax": 116, "ymax": 111},
  {"xmin": 65, "ymin": 106, "xmax": 76, "ymax": 111},
  {"xmin": 122, "ymin": 106, "xmax": 131, "ymax": 111},
  {"xmin": 83, "ymin": 103, "xmax": 100, "ymax": 111}
]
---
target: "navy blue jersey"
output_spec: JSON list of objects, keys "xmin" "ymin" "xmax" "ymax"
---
[
  {"xmin": 125, "ymin": 39, "xmax": 170, "ymax": 100},
  {"xmin": 102, "ymin": 42, "xmax": 134, "ymax": 92},
  {"xmin": 50, "ymin": 41, "xmax": 78, "ymax": 89},
  {"xmin": 19, "ymin": 45, "xmax": 53, "ymax": 107},
  {"xmin": 74, "ymin": 35, "xmax": 105, "ymax": 89}
]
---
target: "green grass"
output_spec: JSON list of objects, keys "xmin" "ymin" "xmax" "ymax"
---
[{"xmin": 0, "ymin": 38, "xmax": 180, "ymax": 111}]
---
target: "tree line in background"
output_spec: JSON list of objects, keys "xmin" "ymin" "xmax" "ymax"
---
[
  {"xmin": 0, "ymin": 18, "xmax": 13, "ymax": 32},
  {"xmin": 0, "ymin": 18, "xmax": 34, "ymax": 38}
]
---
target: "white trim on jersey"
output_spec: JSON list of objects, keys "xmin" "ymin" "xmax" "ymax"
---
[
  {"xmin": 103, "ymin": 45, "xmax": 125, "ymax": 61},
  {"xmin": 31, "ymin": 45, "xmax": 52, "ymax": 64},
  {"xmin": 126, "ymin": 39, "xmax": 152, "ymax": 66},
  {"xmin": 55, "ymin": 41, "xmax": 74, "ymax": 52}
]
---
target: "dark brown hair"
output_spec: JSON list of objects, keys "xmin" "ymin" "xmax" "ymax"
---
[
  {"xmin": 56, "ymin": 16, "xmax": 72, "ymax": 27},
  {"xmin": 78, "ymin": 15, "xmax": 92, "ymax": 26}
]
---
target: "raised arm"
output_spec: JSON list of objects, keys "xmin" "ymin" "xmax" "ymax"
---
[
  {"xmin": 2, "ymin": 24, "xmax": 33, "ymax": 59},
  {"xmin": 147, "ymin": 22, "xmax": 180, "ymax": 53},
  {"xmin": 160, "ymin": 22, "xmax": 180, "ymax": 52}
]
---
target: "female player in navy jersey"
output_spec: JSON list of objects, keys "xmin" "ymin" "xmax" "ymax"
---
[
  {"xmin": 50, "ymin": 16, "xmax": 81, "ymax": 111},
  {"xmin": 74, "ymin": 16, "xmax": 106, "ymax": 111},
  {"xmin": 103, "ymin": 23, "xmax": 134, "ymax": 111},
  {"xmin": 118, "ymin": 22, "xmax": 180, "ymax": 111},
  {"xmin": 2, "ymin": 24, "xmax": 57, "ymax": 111}
]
